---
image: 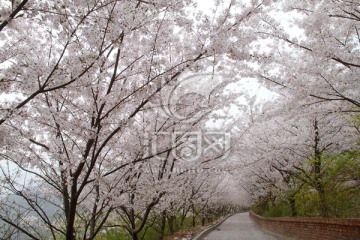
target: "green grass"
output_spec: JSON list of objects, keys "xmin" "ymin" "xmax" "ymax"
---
[{"xmin": 95, "ymin": 214, "xmax": 211, "ymax": 240}]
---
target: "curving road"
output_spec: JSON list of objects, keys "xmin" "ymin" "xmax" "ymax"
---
[{"xmin": 204, "ymin": 212, "xmax": 280, "ymax": 240}]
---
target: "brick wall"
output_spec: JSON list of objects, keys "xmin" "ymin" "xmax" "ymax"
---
[{"xmin": 249, "ymin": 211, "xmax": 360, "ymax": 240}]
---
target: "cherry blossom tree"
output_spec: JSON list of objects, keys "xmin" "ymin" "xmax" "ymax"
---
[
  {"xmin": 223, "ymin": 0, "xmax": 360, "ymax": 215},
  {"xmin": 2, "ymin": 0, "xmax": 358, "ymax": 238},
  {"xmin": 0, "ymin": 0, "xmax": 268, "ymax": 239},
  {"xmin": 246, "ymin": 0, "xmax": 359, "ymax": 113},
  {"xmin": 237, "ymin": 105, "xmax": 359, "ymax": 216}
]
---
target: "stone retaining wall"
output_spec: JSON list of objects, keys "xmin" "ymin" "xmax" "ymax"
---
[{"xmin": 249, "ymin": 211, "xmax": 360, "ymax": 240}]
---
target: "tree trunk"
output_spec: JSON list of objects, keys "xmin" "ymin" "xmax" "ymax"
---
[
  {"xmin": 201, "ymin": 217, "xmax": 205, "ymax": 226},
  {"xmin": 66, "ymin": 179, "xmax": 78, "ymax": 240},
  {"xmin": 289, "ymin": 197, "xmax": 296, "ymax": 216},
  {"xmin": 131, "ymin": 233, "xmax": 139, "ymax": 240},
  {"xmin": 180, "ymin": 207, "xmax": 187, "ymax": 227},
  {"xmin": 160, "ymin": 210, "xmax": 166, "ymax": 240},
  {"xmin": 313, "ymin": 118, "xmax": 329, "ymax": 217},
  {"xmin": 317, "ymin": 185, "xmax": 329, "ymax": 217},
  {"xmin": 191, "ymin": 205, "xmax": 196, "ymax": 228},
  {"xmin": 167, "ymin": 215, "xmax": 175, "ymax": 235},
  {"xmin": 89, "ymin": 184, "xmax": 100, "ymax": 237}
]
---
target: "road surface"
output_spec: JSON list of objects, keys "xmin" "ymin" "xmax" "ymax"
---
[{"xmin": 204, "ymin": 212, "xmax": 280, "ymax": 240}]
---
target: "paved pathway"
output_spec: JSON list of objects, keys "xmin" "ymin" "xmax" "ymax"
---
[{"xmin": 204, "ymin": 212, "xmax": 280, "ymax": 240}]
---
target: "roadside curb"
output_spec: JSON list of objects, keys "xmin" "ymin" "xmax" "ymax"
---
[{"xmin": 191, "ymin": 213, "xmax": 236, "ymax": 240}]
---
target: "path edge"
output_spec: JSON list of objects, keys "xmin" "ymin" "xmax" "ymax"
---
[{"xmin": 191, "ymin": 213, "xmax": 236, "ymax": 240}]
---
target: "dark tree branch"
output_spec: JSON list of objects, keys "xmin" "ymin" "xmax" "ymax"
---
[{"xmin": 0, "ymin": 0, "xmax": 28, "ymax": 32}]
